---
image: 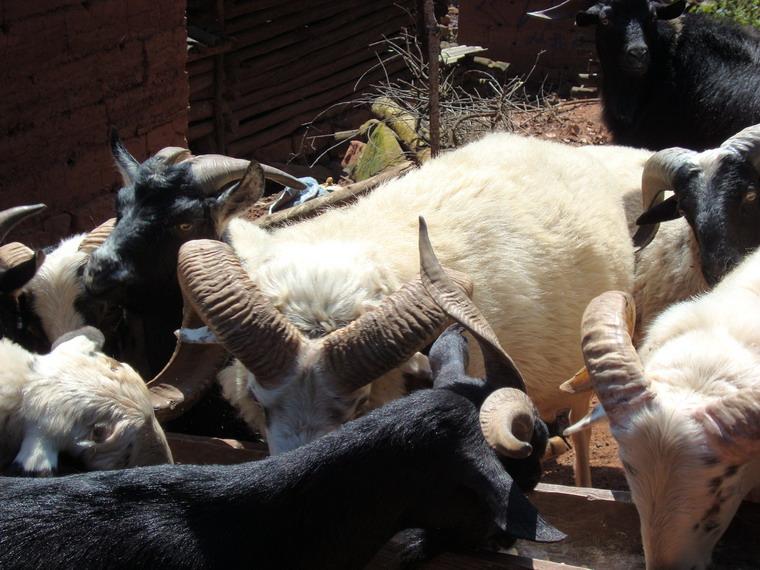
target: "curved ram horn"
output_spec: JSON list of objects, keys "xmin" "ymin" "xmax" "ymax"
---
[
  {"xmin": 581, "ymin": 291, "xmax": 652, "ymax": 428},
  {"xmin": 153, "ymin": 146, "xmax": 192, "ymax": 165},
  {"xmin": 147, "ymin": 305, "xmax": 230, "ymax": 422},
  {"xmin": 527, "ymin": 0, "xmax": 596, "ymax": 20},
  {"xmin": 633, "ymin": 147, "xmax": 698, "ymax": 250},
  {"xmin": 321, "ymin": 268, "xmax": 472, "ymax": 392},
  {"xmin": 0, "ymin": 242, "xmax": 45, "ymax": 293},
  {"xmin": 480, "ymin": 388, "xmax": 537, "ymax": 458},
  {"xmin": 418, "ymin": 216, "xmax": 527, "ymax": 392},
  {"xmin": 177, "ymin": 239, "xmax": 303, "ymax": 389},
  {"xmin": 0, "ymin": 204, "xmax": 45, "ymax": 243},
  {"xmin": 78, "ymin": 218, "xmax": 117, "ymax": 255},
  {"xmin": 189, "ymin": 155, "xmax": 306, "ymax": 196},
  {"xmin": 720, "ymin": 123, "xmax": 760, "ymax": 173}
]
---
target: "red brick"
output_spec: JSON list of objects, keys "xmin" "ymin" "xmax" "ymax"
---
[{"xmin": 3, "ymin": 0, "xmax": 79, "ymax": 23}]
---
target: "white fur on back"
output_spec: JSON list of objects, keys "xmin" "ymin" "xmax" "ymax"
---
[{"xmin": 228, "ymin": 132, "xmax": 642, "ymax": 421}]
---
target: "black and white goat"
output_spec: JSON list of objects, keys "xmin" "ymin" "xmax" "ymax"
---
[
  {"xmin": 0, "ymin": 222, "xmax": 563, "ymax": 568},
  {"xmin": 530, "ymin": 0, "xmax": 760, "ymax": 151}
]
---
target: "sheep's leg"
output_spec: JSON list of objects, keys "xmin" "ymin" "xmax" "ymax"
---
[{"xmin": 570, "ymin": 394, "xmax": 593, "ymax": 487}]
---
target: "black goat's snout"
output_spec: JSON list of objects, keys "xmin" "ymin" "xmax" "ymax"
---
[{"xmin": 83, "ymin": 253, "xmax": 133, "ymax": 299}]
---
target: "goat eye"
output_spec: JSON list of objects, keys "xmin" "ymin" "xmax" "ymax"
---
[
  {"xmin": 177, "ymin": 222, "xmax": 194, "ymax": 232},
  {"xmin": 90, "ymin": 423, "xmax": 110, "ymax": 443},
  {"xmin": 743, "ymin": 189, "xmax": 757, "ymax": 205},
  {"xmin": 599, "ymin": 15, "xmax": 610, "ymax": 26}
]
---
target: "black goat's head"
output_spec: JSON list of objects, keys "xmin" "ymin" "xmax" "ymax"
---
[
  {"xmin": 529, "ymin": 0, "xmax": 686, "ymax": 76},
  {"xmin": 636, "ymin": 124, "xmax": 760, "ymax": 286},
  {"xmin": 83, "ymin": 131, "xmax": 304, "ymax": 309}
]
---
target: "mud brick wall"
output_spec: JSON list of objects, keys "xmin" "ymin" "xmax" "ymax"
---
[
  {"xmin": 458, "ymin": 0, "xmax": 596, "ymax": 85},
  {"xmin": 0, "ymin": 0, "xmax": 189, "ymax": 245}
]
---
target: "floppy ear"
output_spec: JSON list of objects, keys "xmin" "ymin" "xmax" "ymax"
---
[
  {"xmin": 503, "ymin": 482, "xmax": 566, "ymax": 542},
  {"xmin": 428, "ymin": 324, "xmax": 470, "ymax": 389},
  {"xmin": 694, "ymin": 389, "xmax": 760, "ymax": 463},
  {"xmin": 212, "ymin": 161, "xmax": 266, "ymax": 229},
  {"xmin": 110, "ymin": 128, "xmax": 140, "ymax": 185},
  {"xmin": 653, "ymin": 0, "xmax": 686, "ymax": 20},
  {"xmin": 636, "ymin": 194, "xmax": 681, "ymax": 226},
  {"xmin": 51, "ymin": 325, "xmax": 106, "ymax": 352},
  {"xmin": 12, "ymin": 425, "xmax": 58, "ymax": 476}
]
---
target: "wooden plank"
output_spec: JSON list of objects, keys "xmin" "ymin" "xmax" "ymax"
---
[
  {"xmin": 228, "ymin": 14, "xmax": 406, "ymax": 105},
  {"xmin": 227, "ymin": 3, "xmax": 405, "ymax": 69},
  {"xmin": 166, "ymin": 432, "xmax": 268, "ymax": 465},
  {"xmin": 225, "ymin": 0, "xmax": 340, "ymax": 35},
  {"xmin": 257, "ymin": 161, "xmax": 415, "ymax": 229},
  {"xmin": 225, "ymin": 60, "xmax": 407, "ymax": 155}
]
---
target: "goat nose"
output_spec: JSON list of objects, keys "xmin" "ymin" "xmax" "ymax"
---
[
  {"xmin": 84, "ymin": 254, "xmax": 131, "ymax": 296},
  {"xmin": 627, "ymin": 46, "xmax": 648, "ymax": 60}
]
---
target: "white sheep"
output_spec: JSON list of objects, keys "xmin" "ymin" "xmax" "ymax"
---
[
  {"xmin": 575, "ymin": 244, "xmax": 760, "ymax": 569},
  {"xmin": 0, "ymin": 326, "xmax": 173, "ymax": 475},
  {"xmin": 183, "ymin": 130, "xmax": 642, "ymax": 487}
]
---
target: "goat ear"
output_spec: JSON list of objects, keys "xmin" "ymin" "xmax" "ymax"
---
[
  {"xmin": 636, "ymin": 195, "xmax": 681, "ymax": 226},
  {"xmin": 12, "ymin": 426, "xmax": 58, "ymax": 476},
  {"xmin": 211, "ymin": 161, "xmax": 266, "ymax": 230},
  {"xmin": 428, "ymin": 324, "xmax": 470, "ymax": 388},
  {"xmin": 653, "ymin": 0, "xmax": 686, "ymax": 20},
  {"xmin": 0, "ymin": 249, "xmax": 44, "ymax": 294},
  {"xmin": 504, "ymin": 483, "xmax": 566, "ymax": 542},
  {"xmin": 694, "ymin": 390, "xmax": 760, "ymax": 463},
  {"xmin": 576, "ymin": 4, "xmax": 602, "ymax": 26},
  {"xmin": 52, "ymin": 325, "xmax": 106, "ymax": 352},
  {"xmin": 110, "ymin": 128, "xmax": 140, "ymax": 185}
]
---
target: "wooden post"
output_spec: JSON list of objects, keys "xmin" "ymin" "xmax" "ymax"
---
[{"xmin": 424, "ymin": 0, "xmax": 440, "ymax": 158}]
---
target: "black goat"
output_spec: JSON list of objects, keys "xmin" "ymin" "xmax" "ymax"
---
[
  {"xmin": 82, "ymin": 132, "xmax": 305, "ymax": 376},
  {"xmin": 530, "ymin": 0, "xmax": 760, "ymax": 151},
  {"xmin": 0, "ymin": 323, "xmax": 563, "ymax": 570}
]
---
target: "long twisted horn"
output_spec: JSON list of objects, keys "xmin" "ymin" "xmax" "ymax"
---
[
  {"xmin": 321, "ymin": 268, "xmax": 473, "ymax": 392},
  {"xmin": 418, "ymin": 216, "xmax": 526, "ymax": 392},
  {"xmin": 0, "ymin": 204, "xmax": 45, "ymax": 243},
  {"xmin": 634, "ymin": 148, "xmax": 698, "ymax": 249},
  {"xmin": 720, "ymin": 123, "xmax": 760, "ymax": 173},
  {"xmin": 177, "ymin": 239, "xmax": 303, "ymax": 389},
  {"xmin": 581, "ymin": 291, "xmax": 652, "ymax": 428}
]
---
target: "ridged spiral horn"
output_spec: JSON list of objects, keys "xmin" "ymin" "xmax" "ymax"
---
[
  {"xmin": 321, "ymin": 266, "xmax": 473, "ymax": 392},
  {"xmin": 78, "ymin": 218, "xmax": 117, "ymax": 255},
  {"xmin": 177, "ymin": 239, "xmax": 303, "ymax": 389},
  {"xmin": 581, "ymin": 291, "xmax": 652, "ymax": 428},
  {"xmin": 0, "ymin": 204, "xmax": 45, "ymax": 243},
  {"xmin": 633, "ymin": 147, "xmax": 698, "ymax": 249},
  {"xmin": 418, "ymin": 216, "xmax": 526, "ymax": 392},
  {"xmin": 720, "ymin": 123, "xmax": 760, "ymax": 173},
  {"xmin": 416, "ymin": 216, "xmax": 536, "ymax": 457}
]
